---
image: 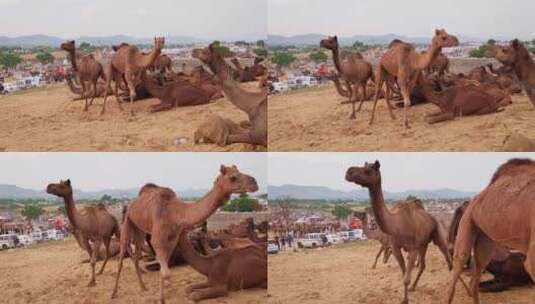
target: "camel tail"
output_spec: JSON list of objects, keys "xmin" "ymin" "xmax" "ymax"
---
[{"xmin": 433, "ymin": 219, "xmax": 453, "ymax": 270}]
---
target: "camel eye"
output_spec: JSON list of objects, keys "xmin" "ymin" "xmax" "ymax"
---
[{"xmin": 230, "ymin": 176, "xmax": 237, "ymax": 182}]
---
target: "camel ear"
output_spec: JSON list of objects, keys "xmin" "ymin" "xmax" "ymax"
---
[
  {"xmin": 512, "ymin": 39, "xmax": 520, "ymax": 49},
  {"xmin": 372, "ymin": 160, "xmax": 380, "ymax": 170},
  {"xmin": 65, "ymin": 179, "xmax": 71, "ymax": 186},
  {"xmin": 220, "ymin": 165, "xmax": 227, "ymax": 175}
]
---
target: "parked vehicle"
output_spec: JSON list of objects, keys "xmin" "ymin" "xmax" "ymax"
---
[
  {"xmin": 0, "ymin": 234, "xmax": 16, "ymax": 249},
  {"xmin": 17, "ymin": 234, "xmax": 34, "ymax": 247},
  {"xmin": 271, "ymin": 81, "xmax": 289, "ymax": 94},
  {"xmin": 31, "ymin": 230, "xmax": 43, "ymax": 242},
  {"xmin": 297, "ymin": 233, "xmax": 325, "ymax": 248},
  {"xmin": 267, "ymin": 240, "xmax": 279, "ymax": 254},
  {"xmin": 47, "ymin": 229, "xmax": 66, "ymax": 240},
  {"xmin": 325, "ymin": 233, "xmax": 343, "ymax": 245}
]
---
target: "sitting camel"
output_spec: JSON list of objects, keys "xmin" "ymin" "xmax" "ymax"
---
[
  {"xmin": 46, "ymin": 179, "xmax": 119, "ymax": 286},
  {"xmin": 251, "ymin": 57, "xmax": 267, "ymax": 77},
  {"xmin": 354, "ymin": 211, "xmax": 392, "ymax": 269},
  {"xmin": 447, "ymin": 158, "xmax": 535, "ymax": 304},
  {"xmin": 65, "ymin": 74, "xmax": 109, "ymax": 101},
  {"xmin": 193, "ymin": 42, "xmax": 267, "ymax": 147},
  {"xmin": 493, "ymin": 39, "xmax": 535, "ymax": 107},
  {"xmin": 101, "ymin": 37, "xmax": 165, "ymax": 115},
  {"xmin": 330, "ymin": 72, "xmax": 385, "ymax": 101},
  {"xmin": 193, "ymin": 114, "xmax": 250, "ymax": 146},
  {"xmin": 345, "ymin": 161, "xmax": 452, "ymax": 304},
  {"xmin": 230, "ymin": 58, "xmax": 257, "ymax": 82},
  {"xmin": 111, "ymin": 165, "xmax": 258, "ymax": 303},
  {"xmin": 371, "ymin": 29, "xmax": 459, "ymax": 128},
  {"xmin": 60, "ymin": 40, "xmax": 106, "ymax": 111}
]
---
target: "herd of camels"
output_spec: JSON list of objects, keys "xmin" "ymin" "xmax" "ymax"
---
[
  {"xmin": 60, "ymin": 39, "xmax": 267, "ymax": 148},
  {"xmin": 345, "ymin": 158, "xmax": 535, "ymax": 304},
  {"xmin": 321, "ymin": 29, "xmax": 535, "ymax": 129},
  {"xmin": 45, "ymin": 165, "xmax": 267, "ymax": 303}
]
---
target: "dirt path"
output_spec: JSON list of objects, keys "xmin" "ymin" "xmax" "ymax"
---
[
  {"xmin": 268, "ymin": 241, "xmax": 533, "ymax": 304},
  {"xmin": 268, "ymin": 85, "xmax": 535, "ymax": 151},
  {"xmin": 0, "ymin": 84, "xmax": 264, "ymax": 152},
  {"xmin": 0, "ymin": 239, "xmax": 267, "ymax": 304}
]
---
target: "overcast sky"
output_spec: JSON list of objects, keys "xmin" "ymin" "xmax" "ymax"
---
[
  {"xmin": 269, "ymin": 153, "xmax": 535, "ymax": 192},
  {"xmin": 0, "ymin": 153, "xmax": 267, "ymax": 192},
  {"xmin": 0, "ymin": 0, "xmax": 267, "ymax": 40},
  {"xmin": 269, "ymin": 0, "xmax": 535, "ymax": 39}
]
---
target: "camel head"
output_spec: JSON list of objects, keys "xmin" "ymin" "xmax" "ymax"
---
[
  {"xmin": 431, "ymin": 29, "xmax": 459, "ymax": 49},
  {"xmin": 112, "ymin": 43, "xmax": 129, "ymax": 52},
  {"xmin": 153, "ymin": 37, "xmax": 165, "ymax": 51},
  {"xmin": 345, "ymin": 161, "xmax": 381, "ymax": 187},
  {"xmin": 320, "ymin": 36, "xmax": 339, "ymax": 51},
  {"xmin": 495, "ymin": 40, "xmax": 530, "ymax": 66},
  {"xmin": 47, "ymin": 179, "xmax": 73, "ymax": 197},
  {"xmin": 216, "ymin": 165, "xmax": 258, "ymax": 195},
  {"xmin": 60, "ymin": 40, "xmax": 76, "ymax": 53},
  {"xmin": 192, "ymin": 46, "xmax": 212, "ymax": 65}
]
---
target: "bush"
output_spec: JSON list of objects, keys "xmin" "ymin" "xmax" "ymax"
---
[
  {"xmin": 21, "ymin": 205, "xmax": 44, "ymax": 221},
  {"xmin": 253, "ymin": 48, "xmax": 268, "ymax": 57},
  {"xmin": 35, "ymin": 51, "xmax": 54, "ymax": 64},
  {"xmin": 0, "ymin": 51, "xmax": 22, "ymax": 68},
  {"xmin": 222, "ymin": 193, "xmax": 261, "ymax": 212},
  {"xmin": 332, "ymin": 204, "xmax": 352, "ymax": 219},
  {"xmin": 309, "ymin": 50, "xmax": 327, "ymax": 63},
  {"xmin": 272, "ymin": 51, "xmax": 296, "ymax": 67}
]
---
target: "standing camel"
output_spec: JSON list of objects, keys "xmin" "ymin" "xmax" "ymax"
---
[
  {"xmin": 371, "ymin": 29, "xmax": 459, "ymax": 128},
  {"xmin": 192, "ymin": 43, "xmax": 267, "ymax": 147},
  {"xmin": 345, "ymin": 161, "xmax": 452, "ymax": 304},
  {"xmin": 101, "ymin": 37, "xmax": 165, "ymax": 115},
  {"xmin": 447, "ymin": 158, "xmax": 535, "ymax": 304},
  {"xmin": 60, "ymin": 40, "xmax": 106, "ymax": 111},
  {"xmin": 111, "ymin": 165, "xmax": 258, "ymax": 303},
  {"xmin": 46, "ymin": 179, "xmax": 119, "ymax": 286},
  {"xmin": 354, "ymin": 211, "xmax": 392, "ymax": 269},
  {"xmin": 320, "ymin": 36, "xmax": 373, "ymax": 119}
]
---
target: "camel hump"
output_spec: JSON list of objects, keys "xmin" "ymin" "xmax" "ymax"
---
[
  {"xmin": 388, "ymin": 39, "xmax": 406, "ymax": 48},
  {"xmin": 489, "ymin": 158, "xmax": 535, "ymax": 185},
  {"xmin": 139, "ymin": 183, "xmax": 160, "ymax": 195}
]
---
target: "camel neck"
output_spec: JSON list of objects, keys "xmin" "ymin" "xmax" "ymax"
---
[
  {"xmin": 63, "ymin": 193, "xmax": 81, "ymax": 229},
  {"xmin": 221, "ymin": 79, "xmax": 255, "ymax": 114},
  {"xmin": 331, "ymin": 47, "xmax": 343, "ymax": 75},
  {"xmin": 142, "ymin": 77, "xmax": 165, "ymax": 99},
  {"xmin": 331, "ymin": 74, "xmax": 349, "ymax": 97},
  {"xmin": 178, "ymin": 230, "xmax": 212, "ymax": 275},
  {"xmin": 416, "ymin": 44, "xmax": 441, "ymax": 70},
  {"xmin": 360, "ymin": 215, "xmax": 373, "ymax": 238},
  {"xmin": 419, "ymin": 77, "xmax": 446, "ymax": 111},
  {"xmin": 182, "ymin": 182, "xmax": 229, "ymax": 226},
  {"xmin": 368, "ymin": 183, "xmax": 394, "ymax": 235},
  {"xmin": 68, "ymin": 50, "xmax": 78, "ymax": 72},
  {"xmin": 135, "ymin": 47, "xmax": 162, "ymax": 68},
  {"xmin": 66, "ymin": 77, "xmax": 83, "ymax": 95},
  {"xmin": 513, "ymin": 56, "xmax": 535, "ymax": 81}
]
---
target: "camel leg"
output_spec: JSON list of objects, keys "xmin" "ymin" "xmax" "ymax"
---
[
  {"xmin": 126, "ymin": 75, "xmax": 136, "ymax": 116},
  {"xmin": 372, "ymin": 245, "xmax": 385, "ymax": 269},
  {"xmin": 426, "ymin": 112, "xmax": 455, "ymax": 124},
  {"xmin": 401, "ymin": 251, "xmax": 418, "ymax": 304},
  {"xmin": 346, "ymin": 80, "xmax": 356, "ymax": 120},
  {"xmin": 525, "ymin": 231, "xmax": 535, "ymax": 294},
  {"xmin": 97, "ymin": 237, "xmax": 110, "ymax": 275},
  {"xmin": 383, "ymin": 245, "xmax": 392, "ymax": 264},
  {"xmin": 88, "ymin": 239, "xmax": 101, "ymax": 287},
  {"xmin": 185, "ymin": 281, "xmax": 212, "ymax": 294},
  {"xmin": 356, "ymin": 82, "xmax": 367, "ymax": 114},
  {"xmin": 470, "ymin": 234, "xmax": 495, "ymax": 304},
  {"xmin": 369, "ymin": 68, "xmax": 385, "ymax": 125},
  {"xmin": 383, "ymin": 80, "xmax": 396, "ymax": 120},
  {"xmin": 152, "ymin": 225, "xmax": 182, "ymax": 304},
  {"xmin": 398, "ymin": 72, "xmax": 411, "ymax": 129},
  {"xmin": 132, "ymin": 232, "xmax": 148, "ymax": 291},
  {"xmin": 409, "ymin": 245, "xmax": 428, "ymax": 291},
  {"xmin": 100, "ymin": 65, "xmax": 114, "ymax": 115},
  {"xmin": 227, "ymin": 132, "xmax": 254, "ymax": 145},
  {"xmin": 88, "ymin": 80, "xmax": 97, "ymax": 107},
  {"xmin": 80, "ymin": 81, "xmax": 89, "ymax": 112},
  {"xmin": 111, "ymin": 218, "xmax": 133, "ymax": 299},
  {"xmin": 391, "ymin": 245, "xmax": 406, "ymax": 274},
  {"xmin": 188, "ymin": 284, "xmax": 228, "ymax": 302}
]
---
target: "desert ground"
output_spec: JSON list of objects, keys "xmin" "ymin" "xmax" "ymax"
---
[
  {"xmin": 0, "ymin": 82, "xmax": 263, "ymax": 152},
  {"xmin": 268, "ymin": 241, "xmax": 533, "ymax": 304},
  {"xmin": 268, "ymin": 85, "xmax": 535, "ymax": 151},
  {"xmin": 0, "ymin": 238, "xmax": 267, "ymax": 304}
]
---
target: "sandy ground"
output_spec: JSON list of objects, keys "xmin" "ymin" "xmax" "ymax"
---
[
  {"xmin": 268, "ymin": 85, "xmax": 535, "ymax": 151},
  {"xmin": 268, "ymin": 241, "xmax": 533, "ymax": 304},
  {"xmin": 0, "ymin": 238, "xmax": 267, "ymax": 304},
  {"xmin": 0, "ymin": 83, "xmax": 264, "ymax": 152}
]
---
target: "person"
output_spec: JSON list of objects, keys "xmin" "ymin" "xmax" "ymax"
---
[
  {"xmin": 320, "ymin": 234, "xmax": 328, "ymax": 246},
  {"xmin": 274, "ymin": 235, "xmax": 280, "ymax": 250},
  {"xmin": 281, "ymin": 232, "xmax": 286, "ymax": 250},
  {"xmin": 287, "ymin": 232, "xmax": 294, "ymax": 248}
]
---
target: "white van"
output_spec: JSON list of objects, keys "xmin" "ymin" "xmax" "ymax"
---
[
  {"xmin": 17, "ymin": 234, "xmax": 34, "ymax": 247},
  {"xmin": 0, "ymin": 234, "xmax": 16, "ymax": 249}
]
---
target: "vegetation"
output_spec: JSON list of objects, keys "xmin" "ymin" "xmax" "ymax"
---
[
  {"xmin": 256, "ymin": 40, "xmax": 265, "ymax": 48},
  {"xmin": 271, "ymin": 51, "xmax": 296, "ymax": 67},
  {"xmin": 21, "ymin": 204, "xmax": 45, "ymax": 221},
  {"xmin": 211, "ymin": 40, "xmax": 232, "ymax": 58},
  {"xmin": 253, "ymin": 48, "xmax": 268, "ymax": 57},
  {"xmin": 309, "ymin": 50, "xmax": 327, "ymax": 63},
  {"xmin": 35, "ymin": 51, "xmax": 54, "ymax": 64},
  {"xmin": 332, "ymin": 204, "xmax": 352, "ymax": 219},
  {"xmin": 222, "ymin": 193, "xmax": 262, "ymax": 212},
  {"xmin": 469, "ymin": 39, "xmax": 496, "ymax": 58},
  {"xmin": 0, "ymin": 50, "xmax": 22, "ymax": 69}
]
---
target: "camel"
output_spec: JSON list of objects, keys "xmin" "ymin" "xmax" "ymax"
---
[
  {"xmin": 101, "ymin": 37, "xmax": 165, "ymax": 115},
  {"xmin": 192, "ymin": 42, "xmax": 267, "ymax": 147},
  {"xmin": 111, "ymin": 165, "xmax": 258, "ymax": 303},
  {"xmin": 353, "ymin": 211, "xmax": 392, "ymax": 269},
  {"xmin": 230, "ymin": 58, "xmax": 256, "ymax": 82},
  {"xmin": 179, "ymin": 228, "xmax": 267, "ymax": 302},
  {"xmin": 501, "ymin": 133, "xmax": 535, "ymax": 152},
  {"xmin": 65, "ymin": 74, "xmax": 108, "ymax": 101},
  {"xmin": 425, "ymin": 51, "xmax": 449, "ymax": 76},
  {"xmin": 251, "ymin": 57, "xmax": 267, "ymax": 77},
  {"xmin": 371, "ymin": 29, "xmax": 459, "ymax": 128},
  {"xmin": 441, "ymin": 72, "xmax": 513, "ymax": 106},
  {"xmin": 320, "ymin": 36, "xmax": 373, "ymax": 119},
  {"xmin": 193, "ymin": 114, "xmax": 250, "ymax": 146},
  {"xmin": 447, "ymin": 158, "xmax": 535, "ymax": 304},
  {"xmin": 141, "ymin": 72, "xmax": 213, "ymax": 113},
  {"xmin": 448, "ymin": 201, "xmax": 533, "ymax": 293},
  {"xmin": 46, "ymin": 179, "xmax": 119, "ymax": 286},
  {"xmin": 493, "ymin": 40, "xmax": 535, "ymax": 107},
  {"xmin": 60, "ymin": 40, "xmax": 106, "ymax": 111},
  {"xmin": 418, "ymin": 73, "xmax": 504, "ymax": 124},
  {"xmin": 331, "ymin": 72, "xmax": 385, "ymax": 101},
  {"xmin": 345, "ymin": 161, "xmax": 452, "ymax": 304},
  {"xmin": 149, "ymin": 54, "xmax": 172, "ymax": 73}
]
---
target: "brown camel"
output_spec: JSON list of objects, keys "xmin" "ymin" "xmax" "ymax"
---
[
  {"xmin": 447, "ymin": 158, "xmax": 535, "ymax": 304},
  {"xmin": 149, "ymin": 54, "xmax": 172, "ymax": 73},
  {"xmin": 46, "ymin": 179, "xmax": 119, "ymax": 286},
  {"xmin": 345, "ymin": 161, "xmax": 452, "ymax": 304},
  {"xmin": 371, "ymin": 29, "xmax": 459, "ymax": 128},
  {"xmin": 251, "ymin": 57, "xmax": 267, "ymax": 77},
  {"xmin": 141, "ymin": 72, "xmax": 213, "ymax": 113},
  {"xmin": 193, "ymin": 114, "xmax": 249, "ymax": 146},
  {"xmin": 501, "ymin": 133, "xmax": 535, "ymax": 152},
  {"xmin": 193, "ymin": 43, "xmax": 267, "ymax": 147},
  {"xmin": 111, "ymin": 165, "xmax": 258, "ymax": 303},
  {"xmin": 493, "ymin": 39, "xmax": 535, "ymax": 107},
  {"xmin": 354, "ymin": 211, "xmax": 392, "ymax": 269},
  {"xmin": 331, "ymin": 71, "xmax": 385, "ymax": 101},
  {"xmin": 320, "ymin": 36, "xmax": 373, "ymax": 119},
  {"xmin": 425, "ymin": 51, "xmax": 450, "ymax": 76},
  {"xmin": 180, "ymin": 228, "xmax": 267, "ymax": 302},
  {"xmin": 230, "ymin": 58, "xmax": 257, "ymax": 82},
  {"xmin": 60, "ymin": 40, "xmax": 106, "ymax": 111},
  {"xmin": 441, "ymin": 72, "xmax": 513, "ymax": 106},
  {"xmin": 65, "ymin": 74, "xmax": 108, "ymax": 100},
  {"xmin": 101, "ymin": 37, "xmax": 165, "ymax": 115}
]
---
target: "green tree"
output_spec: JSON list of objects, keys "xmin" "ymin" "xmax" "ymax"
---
[
  {"xmin": 487, "ymin": 39, "xmax": 496, "ymax": 46},
  {"xmin": 271, "ymin": 51, "xmax": 296, "ymax": 67},
  {"xmin": 57, "ymin": 205, "xmax": 66, "ymax": 215},
  {"xmin": 332, "ymin": 204, "xmax": 352, "ymax": 219},
  {"xmin": 256, "ymin": 40, "xmax": 265, "ymax": 48},
  {"xmin": 352, "ymin": 41, "xmax": 365, "ymax": 49},
  {"xmin": 100, "ymin": 194, "xmax": 113, "ymax": 203},
  {"xmin": 222, "ymin": 193, "xmax": 261, "ymax": 212},
  {"xmin": 406, "ymin": 195, "xmax": 418, "ymax": 201},
  {"xmin": 309, "ymin": 50, "xmax": 327, "ymax": 63},
  {"xmin": 211, "ymin": 40, "xmax": 233, "ymax": 57},
  {"xmin": 0, "ymin": 51, "xmax": 22, "ymax": 69},
  {"xmin": 253, "ymin": 48, "xmax": 268, "ymax": 57},
  {"xmin": 21, "ymin": 205, "xmax": 45, "ymax": 222},
  {"xmin": 35, "ymin": 51, "xmax": 54, "ymax": 64},
  {"xmin": 234, "ymin": 40, "xmax": 249, "ymax": 46}
]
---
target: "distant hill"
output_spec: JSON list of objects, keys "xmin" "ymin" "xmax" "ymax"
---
[
  {"xmin": 267, "ymin": 33, "xmax": 487, "ymax": 46},
  {"xmin": 268, "ymin": 184, "xmax": 476, "ymax": 201}
]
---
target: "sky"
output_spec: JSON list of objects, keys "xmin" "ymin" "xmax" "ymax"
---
[
  {"xmin": 0, "ymin": 153, "xmax": 267, "ymax": 192},
  {"xmin": 0, "ymin": 0, "xmax": 267, "ymax": 40},
  {"xmin": 269, "ymin": 0, "xmax": 535, "ymax": 39},
  {"xmin": 268, "ymin": 153, "xmax": 535, "ymax": 192}
]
